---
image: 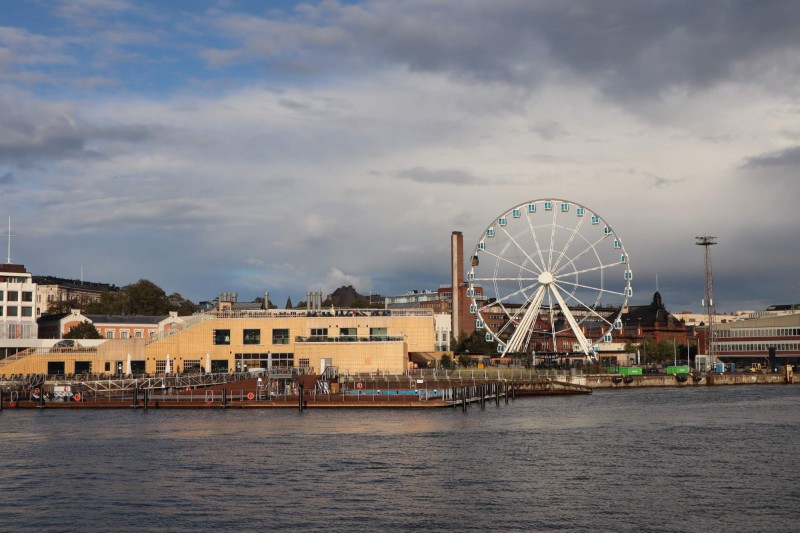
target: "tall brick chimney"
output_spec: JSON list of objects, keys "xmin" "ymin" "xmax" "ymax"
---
[{"xmin": 451, "ymin": 231, "xmax": 464, "ymax": 341}]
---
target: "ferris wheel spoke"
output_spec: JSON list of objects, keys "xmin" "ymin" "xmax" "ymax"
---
[
  {"xmin": 524, "ymin": 210, "xmax": 548, "ymax": 272},
  {"xmin": 477, "ymin": 281, "xmax": 539, "ymax": 313},
  {"xmin": 547, "ymin": 207, "xmax": 557, "ymax": 270},
  {"xmin": 498, "ymin": 225, "xmax": 545, "ymax": 273},
  {"xmin": 555, "ymin": 278, "xmax": 627, "ymax": 297},
  {"xmin": 473, "ymin": 277, "xmax": 537, "ymax": 282},
  {"xmin": 495, "ymin": 313, "xmax": 518, "ymax": 337},
  {"xmin": 549, "ymin": 284, "xmax": 593, "ymax": 356},
  {"xmin": 552, "ymin": 281, "xmax": 615, "ymax": 327},
  {"xmin": 556, "ymin": 261, "xmax": 620, "ymax": 278},
  {"xmin": 505, "ymin": 285, "xmax": 546, "ymax": 353},
  {"xmin": 479, "ymin": 247, "xmax": 541, "ymax": 276},
  {"xmin": 553, "ymin": 234, "xmax": 609, "ymax": 276},
  {"xmin": 551, "ymin": 216, "xmax": 586, "ymax": 273}
]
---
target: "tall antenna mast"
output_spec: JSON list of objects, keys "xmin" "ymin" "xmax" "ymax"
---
[
  {"xmin": 6, "ymin": 217, "xmax": 13, "ymax": 264},
  {"xmin": 695, "ymin": 235, "xmax": 717, "ymax": 365}
]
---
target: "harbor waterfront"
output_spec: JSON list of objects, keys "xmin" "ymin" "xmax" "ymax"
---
[
  {"xmin": 1, "ymin": 385, "xmax": 799, "ymax": 532},
  {"xmin": 1, "ymin": 367, "xmax": 796, "ymax": 410}
]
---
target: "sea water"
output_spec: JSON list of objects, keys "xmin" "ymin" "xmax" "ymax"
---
[{"xmin": 1, "ymin": 385, "xmax": 799, "ymax": 532}]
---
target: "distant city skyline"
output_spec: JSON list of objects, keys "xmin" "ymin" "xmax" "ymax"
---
[{"xmin": 2, "ymin": 1, "xmax": 799, "ymax": 313}]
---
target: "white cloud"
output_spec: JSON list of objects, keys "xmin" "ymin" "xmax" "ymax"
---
[{"xmin": 3, "ymin": 1, "xmax": 800, "ymax": 311}]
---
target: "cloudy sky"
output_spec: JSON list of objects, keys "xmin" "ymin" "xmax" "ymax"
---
[{"xmin": 2, "ymin": 0, "xmax": 799, "ymax": 312}]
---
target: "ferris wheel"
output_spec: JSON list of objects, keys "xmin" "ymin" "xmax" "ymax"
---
[{"xmin": 467, "ymin": 199, "xmax": 632, "ymax": 361}]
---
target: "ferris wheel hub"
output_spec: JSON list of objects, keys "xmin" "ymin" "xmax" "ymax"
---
[{"xmin": 538, "ymin": 271, "xmax": 555, "ymax": 285}]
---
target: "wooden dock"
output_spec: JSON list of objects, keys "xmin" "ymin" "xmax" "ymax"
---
[{"xmin": 0, "ymin": 376, "xmax": 590, "ymax": 411}]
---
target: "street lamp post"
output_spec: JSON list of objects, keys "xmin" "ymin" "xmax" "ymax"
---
[{"xmin": 673, "ymin": 338, "xmax": 677, "ymax": 367}]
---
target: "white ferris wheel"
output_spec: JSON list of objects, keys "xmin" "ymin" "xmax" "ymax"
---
[{"xmin": 467, "ymin": 199, "xmax": 633, "ymax": 361}]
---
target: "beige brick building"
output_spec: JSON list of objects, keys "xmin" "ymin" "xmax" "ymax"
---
[{"xmin": 0, "ymin": 308, "xmax": 435, "ymax": 376}]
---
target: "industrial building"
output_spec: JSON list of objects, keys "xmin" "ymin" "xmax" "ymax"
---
[{"xmin": 712, "ymin": 310, "xmax": 800, "ymax": 366}]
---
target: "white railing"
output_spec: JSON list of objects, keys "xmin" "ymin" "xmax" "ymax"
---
[
  {"xmin": 145, "ymin": 312, "xmax": 215, "ymax": 345},
  {"xmin": 144, "ymin": 307, "xmax": 433, "ymax": 346},
  {"xmin": 207, "ymin": 308, "xmax": 433, "ymax": 319},
  {"xmin": 295, "ymin": 334, "xmax": 406, "ymax": 343}
]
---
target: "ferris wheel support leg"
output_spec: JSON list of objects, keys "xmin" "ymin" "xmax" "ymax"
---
[
  {"xmin": 505, "ymin": 285, "xmax": 546, "ymax": 354},
  {"xmin": 550, "ymin": 285, "xmax": 593, "ymax": 357}
]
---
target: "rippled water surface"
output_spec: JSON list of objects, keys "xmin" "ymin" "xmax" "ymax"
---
[{"xmin": 2, "ymin": 386, "xmax": 800, "ymax": 532}]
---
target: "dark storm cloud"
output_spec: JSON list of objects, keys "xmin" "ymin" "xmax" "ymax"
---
[
  {"xmin": 0, "ymin": 171, "xmax": 14, "ymax": 185},
  {"xmin": 744, "ymin": 145, "xmax": 800, "ymax": 168},
  {"xmin": 0, "ymin": 97, "xmax": 160, "ymax": 165},
  {"xmin": 396, "ymin": 167, "xmax": 481, "ymax": 185},
  {"xmin": 208, "ymin": 0, "xmax": 800, "ymax": 101}
]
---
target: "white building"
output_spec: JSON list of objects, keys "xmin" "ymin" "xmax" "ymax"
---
[
  {"xmin": 434, "ymin": 313, "xmax": 452, "ymax": 352},
  {"xmin": 385, "ymin": 289, "xmax": 441, "ymax": 309},
  {"xmin": 672, "ymin": 310, "xmax": 750, "ymax": 327},
  {"xmin": 0, "ymin": 263, "xmax": 39, "ymax": 356}
]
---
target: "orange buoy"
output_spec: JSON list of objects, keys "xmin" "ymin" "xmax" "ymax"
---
[
  {"xmin": 73, "ymin": 393, "xmax": 81, "ymax": 402},
  {"xmin": 247, "ymin": 392, "xmax": 255, "ymax": 400}
]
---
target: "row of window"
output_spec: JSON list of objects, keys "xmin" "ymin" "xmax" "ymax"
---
[
  {"xmin": 715, "ymin": 341, "xmax": 800, "ymax": 352},
  {"xmin": 0, "ymin": 306, "xmax": 34, "ymax": 317},
  {"xmin": 234, "ymin": 353, "xmax": 296, "ymax": 370},
  {"xmin": 213, "ymin": 328, "xmax": 389, "ymax": 345},
  {"xmin": 716, "ymin": 328, "xmax": 800, "ymax": 338},
  {"xmin": 0, "ymin": 291, "xmax": 33, "ymax": 302},
  {"xmin": 0, "ymin": 276, "xmax": 29, "ymax": 283},
  {"xmin": 103, "ymin": 330, "xmax": 148, "ymax": 340},
  {"xmin": 0, "ymin": 322, "xmax": 38, "ymax": 340},
  {"xmin": 215, "ymin": 328, "xmax": 288, "ymax": 345}
]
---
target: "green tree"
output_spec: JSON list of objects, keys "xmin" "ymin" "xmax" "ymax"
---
[
  {"xmin": 168, "ymin": 292, "xmax": 198, "ymax": 315},
  {"xmin": 123, "ymin": 279, "xmax": 170, "ymax": 315},
  {"xmin": 454, "ymin": 330, "xmax": 496, "ymax": 355},
  {"xmin": 457, "ymin": 354, "xmax": 472, "ymax": 367},
  {"xmin": 47, "ymin": 297, "xmax": 81, "ymax": 315},
  {"xmin": 83, "ymin": 280, "xmax": 198, "ymax": 316},
  {"xmin": 285, "ymin": 297, "xmax": 293, "ymax": 309},
  {"xmin": 630, "ymin": 337, "xmax": 676, "ymax": 366},
  {"xmin": 64, "ymin": 321, "xmax": 102, "ymax": 339},
  {"xmin": 84, "ymin": 290, "xmax": 126, "ymax": 315},
  {"xmin": 439, "ymin": 354, "xmax": 454, "ymax": 370}
]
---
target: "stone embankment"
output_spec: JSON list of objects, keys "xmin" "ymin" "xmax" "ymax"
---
[{"xmin": 570, "ymin": 372, "xmax": 792, "ymax": 389}]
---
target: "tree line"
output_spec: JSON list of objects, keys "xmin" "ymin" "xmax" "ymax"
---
[{"xmin": 48, "ymin": 279, "xmax": 199, "ymax": 316}]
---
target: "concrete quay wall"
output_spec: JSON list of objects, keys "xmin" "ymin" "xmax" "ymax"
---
[{"xmin": 580, "ymin": 373, "xmax": 791, "ymax": 389}]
